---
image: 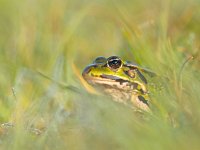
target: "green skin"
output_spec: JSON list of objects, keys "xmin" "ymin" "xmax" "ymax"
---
[{"xmin": 82, "ymin": 56, "xmax": 155, "ymax": 111}]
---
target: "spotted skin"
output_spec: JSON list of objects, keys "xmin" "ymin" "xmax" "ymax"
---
[{"xmin": 82, "ymin": 56, "xmax": 154, "ymax": 112}]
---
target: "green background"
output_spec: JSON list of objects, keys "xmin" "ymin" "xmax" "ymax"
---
[{"xmin": 0, "ymin": 0, "xmax": 200, "ymax": 149}]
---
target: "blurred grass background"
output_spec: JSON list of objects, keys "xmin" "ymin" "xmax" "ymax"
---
[{"xmin": 0, "ymin": 0, "xmax": 200, "ymax": 149}]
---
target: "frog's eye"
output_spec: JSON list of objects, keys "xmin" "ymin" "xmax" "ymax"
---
[
  {"xmin": 107, "ymin": 56, "xmax": 122, "ymax": 70},
  {"xmin": 93, "ymin": 56, "xmax": 107, "ymax": 64}
]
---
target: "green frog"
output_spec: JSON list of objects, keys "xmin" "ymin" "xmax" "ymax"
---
[{"xmin": 82, "ymin": 56, "xmax": 156, "ymax": 112}]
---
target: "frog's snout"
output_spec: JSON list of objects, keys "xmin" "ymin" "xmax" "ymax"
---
[{"xmin": 82, "ymin": 64, "xmax": 95, "ymax": 78}]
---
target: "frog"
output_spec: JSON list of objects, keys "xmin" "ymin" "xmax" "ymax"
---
[{"xmin": 82, "ymin": 56, "xmax": 156, "ymax": 112}]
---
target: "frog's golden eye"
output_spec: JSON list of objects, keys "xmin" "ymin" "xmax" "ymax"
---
[
  {"xmin": 93, "ymin": 56, "xmax": 107, "ymax": 64},
  {"xmin": 107, "ymin": 56, "xmax": 122, "ymax": 70}
]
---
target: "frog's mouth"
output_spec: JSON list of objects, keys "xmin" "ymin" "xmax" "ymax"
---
[{"xmin": 82, "ymin": 71, "xmax": 147, "ymax": 94}]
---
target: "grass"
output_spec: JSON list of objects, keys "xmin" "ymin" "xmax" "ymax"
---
[{"xmin": 0, "ymin": 0, "xmax": 200, "ymax": 149}]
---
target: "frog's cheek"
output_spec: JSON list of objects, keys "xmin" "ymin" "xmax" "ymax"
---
[{"xmin": 138, "ymin": 95, "xmax": 149, "ymax": 106}]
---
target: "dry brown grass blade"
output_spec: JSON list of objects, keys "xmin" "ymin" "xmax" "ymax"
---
[
  {"xmin": 36, "ymin": 70, "xmax": 80, "ymax": 94},
  {"xmin": 178, "ymin": 55, "xmax": 194, "ymax": 88}
]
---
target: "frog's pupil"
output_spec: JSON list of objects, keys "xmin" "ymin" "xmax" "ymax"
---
[{"xmin": 108, "ymin": 58, "xmax": 122, "ymax": 69}]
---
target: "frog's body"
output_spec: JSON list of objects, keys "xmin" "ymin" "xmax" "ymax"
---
[{"xmin": 82, "ymin": 56, "xmax": 156, "ymax": 112}]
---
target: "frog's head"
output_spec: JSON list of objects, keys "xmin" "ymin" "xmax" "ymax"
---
[{"xmin": 82, "ymin": 56, "xmax": 148, "ymax": 94}]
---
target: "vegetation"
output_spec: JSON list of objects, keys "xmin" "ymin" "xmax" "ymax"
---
[{"xmin": 0, "ymin": 0, "xmax": 200, "ymax": 149}]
